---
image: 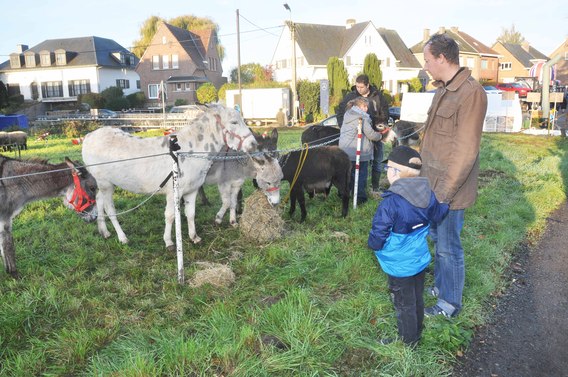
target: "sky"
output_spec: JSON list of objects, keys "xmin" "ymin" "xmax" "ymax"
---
[{"xmin": 1, "ymin": 0, "xmax": 566, "ymax": 76}]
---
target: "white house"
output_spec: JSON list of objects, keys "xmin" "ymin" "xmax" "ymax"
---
[
  {"xmin": 0, "ymin": 36, "xmax": 140, "ymax": 104},
  {"xmin": 271, "ymin": 20, "xmax": 424, "ymax": 94}
]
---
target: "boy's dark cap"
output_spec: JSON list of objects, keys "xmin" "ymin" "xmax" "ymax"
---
[{"xmin": 383, "ymin": 146, "xmax": 422, "ymax": 169}]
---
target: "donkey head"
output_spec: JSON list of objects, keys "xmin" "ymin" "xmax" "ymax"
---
[
  {"xmin": 62, "ymin": 157, "xmax": 98, "ymax": 222},
  {"xmin": 251, "ymin": 129, "xmax": 282, "ymax": 205}
]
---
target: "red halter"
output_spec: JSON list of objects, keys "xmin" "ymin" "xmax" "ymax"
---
[
  {"xmin": 70, "ymin": 172, "xmax": 96, "ymax": 212},
  {"xmin": 215, "ymin": 114, "xmax": 253, "ymax": 151}
]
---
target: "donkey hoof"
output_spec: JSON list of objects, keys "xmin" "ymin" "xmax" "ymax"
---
[
  {"xmin": 191, "ymin": 236, "xmax": 202, "ymax": 244},
  {"xmin": 230, "ymin": 220, "xmax": 238, "ymax": 228},
  {"xmin": 166, "ymin": 245, "xmax": 176, "ymax": 253},
  {"xmin": 214, "ymin": 218, "xmax": 223, "ymax": 225}
]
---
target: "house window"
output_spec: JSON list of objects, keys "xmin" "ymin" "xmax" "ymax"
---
[
  {"xmin": 279, "ymin": 59, "xmax": 287, "ymax": 69},
  {"xmin": 116, "ymin": 79, "xmax": 130, "ymax": 89},
  {"xmin": 175, "ymin": 83, "xmax": 182, "ymax": 91},
  {"xmin": 185, "ymin": 83, "xmax": 192, "ymax": 91},
  {"xmin": 481, "ymin": 60, "xmax": 488, "ymax": 69},
  {"xmin": 40, "ymin": 53, "xmax": 51, "ymax": 66},
  {"xmin": 55, "ymin": 52, "xmax": 66, "ymax": 65},
  {"xmin": 467, "ymin": 58, "xmax": 474, "ymax": 68},
  {"xmin": 25, "ymin": 54, "xmax": 36, "ymax": 68},
  {"xmin": 172, "ymin": 54, "xmax": 179, "ymax": 69},
  {"xmin": 152, "ymin": 55, "xmax": 160, "ymax": 70},
  {"xmin": 297, "ymin": 57, "xmax": 304, "ymax": 66},
  {"xmin": 148, "ymin": 84, "xmax": 159, "ymax": 99},
  {"xmin": 68, "ymin": 80, "xmax": 91, "ymax": 96},
  {"xmin": 162, "ymin": 55, "xmax": 170, "ymax": 69},
  {"xmin": 136, "ymin": 80, "xmax": 140, "ymax": 89},
  {"xmin": 386, "ymin": 57, "xmax": 391, "ymax": 67},
  {"xmin": 500, "ymin": 62, "xmax": 512, "ymax": 70},
  {"xmin": 41, "ymin": 81, "xmax": 63, "ymax": 98}
]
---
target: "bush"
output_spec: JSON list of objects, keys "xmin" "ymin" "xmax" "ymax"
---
[
  {"xmin": 126, "ymin": 92, "xmax": 146, "ymax": 108},
  {"xmin": 80, "ymin": 93, "xmax": 105, "ymax": 109},
  {"xmin": 106, "ymin": 96, "xmax": 130, "ymax": 111},
  {"xmin": 196, "ymin": 83, "xmax": 218, "ymax": 103},
  {"xmin": 297, "ymin": 80, "xmax": 320, "ymax": 122},
  {"xmin": 62, "ymin": 120, "xmax": 99, "ymax": 138},
  {"xmin": 174, "ymin": 99, "xmax": 188, "ymax": 106}
]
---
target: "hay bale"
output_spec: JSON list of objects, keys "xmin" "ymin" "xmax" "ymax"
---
[
  {"xmin": 240, "ymin": 190, "xmax": 285, "ymax": 243},
  {"xmin": 189, "ymin": 262, "xmax": 235, "ymax": 288}
]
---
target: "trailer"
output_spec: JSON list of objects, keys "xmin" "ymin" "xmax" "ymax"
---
[{"xmin": 225, "ymin": 88, "xmax": 291, "ymax": 126}]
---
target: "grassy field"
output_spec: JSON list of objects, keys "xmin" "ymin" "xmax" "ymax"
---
[{"xmin": 1, "ymin": 129, "xmax": 567, "ymax": 376}]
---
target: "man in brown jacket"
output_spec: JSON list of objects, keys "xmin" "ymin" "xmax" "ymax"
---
[{"xmin": 420, "ymin": 34, "xmax": 488, "ymax": 318}]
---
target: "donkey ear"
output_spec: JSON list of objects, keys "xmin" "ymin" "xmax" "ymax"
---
[
  {"xmin": 64, "ymin": 157, "xmax": 79, "ymax": 174},
  {"xmin": 270, "ymin": 128, "xmax": 279, "ymax": 142}
]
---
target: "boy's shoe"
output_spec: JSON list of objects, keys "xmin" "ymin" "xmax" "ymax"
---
[
  {"xmin": 424, "ymin": 305, "xmax": 453, "ymax": 318},
  {"xmin": 427, "ymin": 286, "xmax": 439, "ymax": 298},
  {"xmin": 379, "ymin": 338, "xmax": 396, "ymax": 346}
]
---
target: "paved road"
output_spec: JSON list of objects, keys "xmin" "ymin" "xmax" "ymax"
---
[{"xmin": 453, "ymin": 201, "xmax": 568, "ymax": 377}]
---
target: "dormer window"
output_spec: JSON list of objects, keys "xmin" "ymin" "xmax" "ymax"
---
[
  {"xmin": 55, "ymin": 49, "xmax": 67, "ymax": 65},
  {"xmin": 9, "ymin": 53, "xmax": 22, "ymax": 69},
  {"xmin": 40, "ymin": 51, "xmax": 53, "ymax": 66},
  {"xmin": 24, "ymin": 51, "xmax": 37, "ymax": 68}
]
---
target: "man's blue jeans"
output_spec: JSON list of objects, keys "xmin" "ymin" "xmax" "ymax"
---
[{"xmin": 429, "ymin": 209, "xmax": 465, "ymax": 316}]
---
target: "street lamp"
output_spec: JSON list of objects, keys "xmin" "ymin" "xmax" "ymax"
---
[{"xmin": 283, "ymin": 3, "xmax": 297, "ymax": 126}]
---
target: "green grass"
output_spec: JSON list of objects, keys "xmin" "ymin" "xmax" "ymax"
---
[{"xmin": 1, "ymin": 130, "xmax": 567, "ymax": 376}]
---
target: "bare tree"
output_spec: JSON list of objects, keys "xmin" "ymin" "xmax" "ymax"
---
[
  {"xmin": 497, "ymin": 24, "xmax": 525, "ymax": 45},
  {"xmin": 132, "ymin": 15, "xmax": 223, "ymax": 60}
]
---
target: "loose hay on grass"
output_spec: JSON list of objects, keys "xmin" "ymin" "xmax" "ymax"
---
[
  {"xmin": 240, "ymin": 190, "xmax": 285, "ymax": 243},
  {"xmin": 189, "ymin": 262, "xmax": 235, "ymax": 288}
]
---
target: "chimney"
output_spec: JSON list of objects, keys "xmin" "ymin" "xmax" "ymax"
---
[
  {"xmin": 438, "ymin": 26, "xmax": 446, "ymax": 34},
  {"xmin": 423, "ymin": 28, "xmax": 430, "ymax": 43},
  {"xmin": 346, "ymin": 19, "xmax": 356, "ymax": 29},
  {"xmin": 16, "ymin": 44, "xmax": 28, "ymax": 53},
  {"xmin": 521, "ymin": 41, "xmax": 530, "ymax": 52},
  {"xmin": 450, "ymin": 26, "xmax": 459, "ymax": 33}
]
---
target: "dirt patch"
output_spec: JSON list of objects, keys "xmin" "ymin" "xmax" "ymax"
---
[{"xmin": 453, "ymin": 202, "xmax": 568, "ymax": 377}]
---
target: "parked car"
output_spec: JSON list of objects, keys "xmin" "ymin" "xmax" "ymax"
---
[
  {"xmin": 169, "ymin": 104, "xmax": 206, "ymax": 114},
  {"xmin": 483, "ymin": 85, "xmax": 502, "ymax": 94},
  {"xmin": 388, "ymin": 106, "xmax": 401, "ymax": 121},
  {"xmin": 495, "ymin": 83, "xmax": 532, "ymax": 98},
  {"xmin": 93, "ymin": 109, "xmax": 117, "ymax": 118}
]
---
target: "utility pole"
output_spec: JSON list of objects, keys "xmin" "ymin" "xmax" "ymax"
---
[
  {"xmin": 236, "ymin": 9, "xmax": 242, "ymax": 111},
  {"xmin": 284, "ymin": 3, "xmax": 297, "ymax": 126}
]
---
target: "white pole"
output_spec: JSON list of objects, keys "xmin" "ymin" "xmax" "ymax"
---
[
  {"xmin": 353, "ymin": 117, "xmax": 362, "ymax": 209},
  {"xmin": 161, "ymin": 80, "xmax": 166, "ymax": 129},
  {"xmin": 172, "ymin": 156, "xmax": 184, "ymax": 284}
]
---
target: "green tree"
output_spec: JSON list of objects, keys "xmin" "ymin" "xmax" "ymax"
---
[
  {"xmin": 230, "ymin": 63, "xmax": 272, "ymax": 84},
  {"xmin": 326, "ymin": 57, "xmax": 349, "ymax": 98},
  {"xmin": 497, "ymin": 24, "xmax": 525, "ymax": 45},
  {"xmin": 0, "ymin": 81, "xmax": 8, "ymax": 109},
  {"xmin": 297, "ymin": 80, "xmax": 320, "ymax": 122},
  {"xmin": 196, "ymin": 83, "xmax": 218, "ymax": 103},
  {"xmin": 126, "ymin": 92, "xmax": 146, "ymax": 108},
  {"xmin": 79, "ymin": 93, "xmax": 106, "ymax": 109},
  {"xmin": 132, "ymin": 15, "xmax": 223, "ymax": 61},
  {"xmin": 363, "ymin": 53, "xmax": 383, "ymax": 90}
]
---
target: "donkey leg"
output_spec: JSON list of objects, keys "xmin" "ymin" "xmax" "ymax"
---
[
  {"xmin": 198, "ymin": 186, "xmax": 211, "ymax": 206},
  {"xmin": 98, "ymin": 185, "xmax": 128, "ymax": 244},
  {"xmin": 163, "ymin": 194, "xmax": 175, "ymax": 251},
  {"xmin": 0, "ymin": 221, "xmax": 18, "ymax": 279},
  {"xmin": 183, "ymin": 191, "xmax": 201, "ymax": 244},
  {"xmin": 215, "ymin": 183, "xmax": 231, "ymax": 225},
  {"xmin": 228, "ymin": 183, "xmax": 243, "ymax": 227}
]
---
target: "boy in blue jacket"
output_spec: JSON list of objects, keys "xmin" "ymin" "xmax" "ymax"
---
[{"xmin": 368, "ymin": 146, "xmax": 449, "ymax": 346}]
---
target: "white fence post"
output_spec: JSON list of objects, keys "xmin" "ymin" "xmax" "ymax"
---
[
  {"xmin": 353, "ymin": 117, "xmax": 362, "ymax": 209},
  {"xmin": 171, "ymin": 153, "xmax": 184, "ymax": 284}
]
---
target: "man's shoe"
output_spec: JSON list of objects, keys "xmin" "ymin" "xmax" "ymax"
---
[{"xmin": 424, "ymin": 305, "xmax": 453, "ymax": 318}]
